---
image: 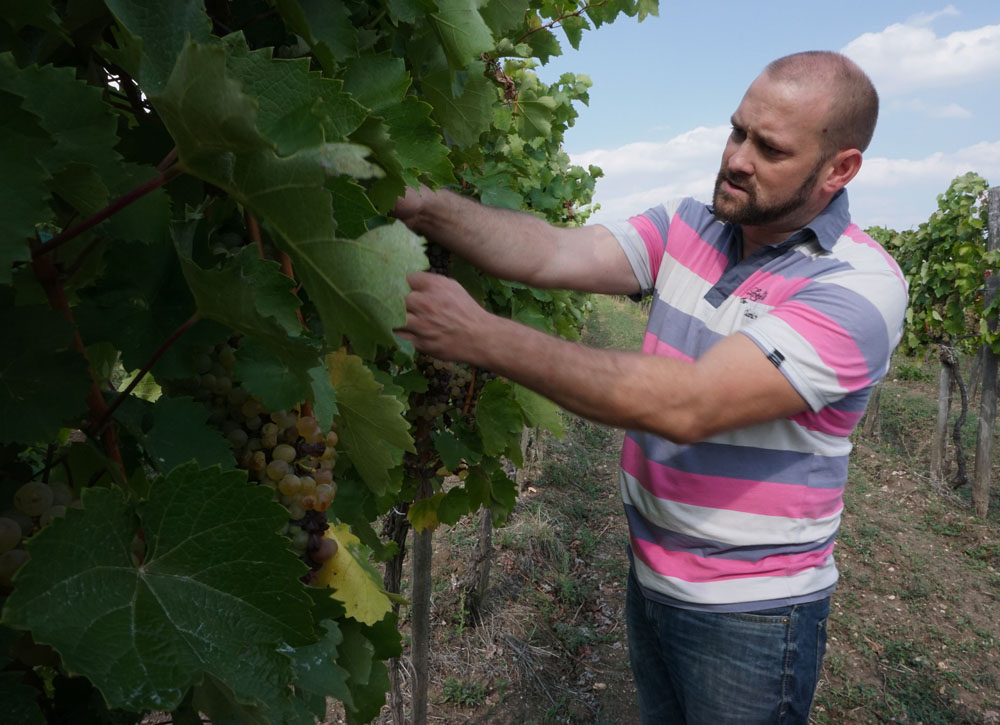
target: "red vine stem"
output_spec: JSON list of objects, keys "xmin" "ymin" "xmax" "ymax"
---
[
  {"xmin": 34, "ymin": 165, "xmax": 182, "ymax": 259},
  {"xmin": 515, "ymin": 1, "xmax": 608, "ymax": 44},
  {"xmin": 95, "ymin": 312, "xmax": 202, "ymax": 435},
  {"xmin": 30, "ymin": 243, "xmax": 125, "ymax": 475},
  {"xmin": 462, "ymin": 367, "xmax": 478, "ymax": 415}
]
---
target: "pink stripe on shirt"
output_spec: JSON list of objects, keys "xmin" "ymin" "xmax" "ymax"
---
[
  {"xmin": 622, "ymin": 437, "xmax": 844, "ymax": 520},
  {"xmin": 735, "ymin": 269, "xmax": 812, "ymax": 305},
  {"xmin": 628, "ymin": 215, "xmax": 666, "ymax": 282},
  {"xmin": 632, "ymin": 534, "xmax": 835, "ymax": 582},
  {"xmin": 790, "ymin": 406, "xmax": 864, "ymax": 436},
  {"xmin": 643, "ymin": 331, "xmax": 695, "ymax": 361},
  {"xmin": 664, "ymin": 215, "xmax": 729, "ymax": 283},
  {"xmin": 770, "ymin": 301, "xmax": 873, "ymax": 390}
]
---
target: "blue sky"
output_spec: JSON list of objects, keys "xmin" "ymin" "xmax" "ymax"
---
[{"xmin": 534, "ymin": 2, "xmax": 1000, "ymax": 232}]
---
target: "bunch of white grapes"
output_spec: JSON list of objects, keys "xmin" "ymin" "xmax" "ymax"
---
[{"xmin": 0, "ymin": 480, "xmax": 78, "ymax": 589}]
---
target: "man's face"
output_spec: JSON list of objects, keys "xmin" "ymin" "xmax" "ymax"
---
[{"xmin": 713, "ymin": 74, "xmax": 832, "ymax": 229}]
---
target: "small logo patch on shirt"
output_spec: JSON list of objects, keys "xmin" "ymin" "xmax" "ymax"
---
[{"xmin": 767, "ymin": 349, "xmax": 785, "ymax": 368}]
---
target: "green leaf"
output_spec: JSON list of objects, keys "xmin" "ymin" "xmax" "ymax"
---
[
  {"xmin": 0, "ymin": 672, "xmax": 45, "ymax": 725},
  {"xmin": 288, "ymin": 620, "xmax": 354, "ymax": 711},
  {"xmin": 0, "ymin": 90, "xmax": 53, "ymax": 283},
  {"xmin": 386, "ymin": 0, "xmax": 437, "ymax": 24},
  {"xmin": 521, "ymin": 28, "xmax": 561, "ymax": 64},
  {"xmin": 233, "ymin": 340, "xmax": 316, "ymax": 414},
  {"xmin": 145, "ymin": 396, "xmax": 235, "ymax": 473},
  {"xmin": 155, "ymin": 40, "xmax": 424, "ymax": 356},
  {"xmin": 429, "ymin": 0, "xmax": 496, "ymax": 67},
  {"xmin": 560, "ymin": 15, "xmax": 590, "ymax": 50},
  {"xmin": 308, "ymin": 366, "xmax": 337, "ymax": 432},
  {"xmin": 480, "ymin": 0, "xmax": 527, "ymax": 36},
  {"xmin": 382, "ymin": 96, "xmax": 454, "ymax": 186},
  {"xmin": 337, "ymin": 620, "xmax": 392, "ymax": 723},
  {"xmin": 104, "ymin": 0, "xmax": 214, "ymax": 95},
  {"xmin": 343, "ymin": 52, "xmax": 410, "ymax": 115},
  {"xmin": 2, "ymin": 466, "xmax": 315, "ymax": 713},
  {"xmin": 513, "ymin": 384, "xmax": 564, "ymax": 437},
  {"xmin": 329, "ymin": 176, "xmax": 378, "ymax": 239},
  {"xmin": 437, "ymin": 485, "xmax": 472, "ymax": 525},
  {"xmin": 272, "ymin": 0, "xmax": 356, "ymax": 74},
  {"xmin": 407, "ymin": 492, "xmax": 445, "ymax": 532},
  {"xmin": 327, "ymin": 349, "xmax": 414, "ymax": 496},
  {"xmin": 0, "ymin": 296, "xmax": 91, "ymax": 445},
  {"xmin": 422, "ymin": 67, "xmax": 495, "ymax": 148},
  {"xmin": 432, "ymin": 428, "xmax": 482, "ymax": 470},
  {"xmin": 475, "ymin": 379, "xmax": 525, "ymax": 457},
  {"xmin": 517, "ymin": 88, "xmax": 557, "ymax": 139}
]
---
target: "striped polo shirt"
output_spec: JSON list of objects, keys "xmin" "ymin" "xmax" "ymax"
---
[{"xmin": 604, "ymin": 189, "xmax": 908, "ymax": 612}]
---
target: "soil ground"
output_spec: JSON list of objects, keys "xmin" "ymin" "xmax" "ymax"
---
[{"xmin": 330, "ymin": 296, "xmax": 1000, "ymax": 724}]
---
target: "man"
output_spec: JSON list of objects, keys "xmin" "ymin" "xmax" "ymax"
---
[{"xmin": 394, "ymin": 51, "xmax": 907, "ymax": 724}]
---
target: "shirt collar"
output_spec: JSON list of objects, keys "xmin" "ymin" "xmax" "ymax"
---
[{"xmin": 800, "ymin": 188, "xmax": 851, "ymax": 252}]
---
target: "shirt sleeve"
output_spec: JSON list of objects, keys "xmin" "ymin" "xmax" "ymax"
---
[
  {"xmin": 601, "ymin": 200, "xmax": 684, "ymax": 295},
  {"xmin": 739, "ymin": 262, "xmax": 908, "ymax": 412}
]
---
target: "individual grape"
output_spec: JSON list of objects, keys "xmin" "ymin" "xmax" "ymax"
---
[
  {"xmin": 50, "ymin": 482, "xmax": 74, "ymax": 507},
  {"xmin": 278, "ymin": 474, "xmax": 302, "ymax": 496},
  {"xmin": 245, "ymin": 415, "xmax": 263, "ymax": 431},
  {"xmin": 300, "ymin": 494, "xmax": 317, "ymax": 511},
  {"xmin": 217, "ymin": 345, "xmax": 236, "ymax": 368},
  {"xmin": 0, "ymin": 549, "xmax": 29, "ymax": 588},
  {"xmin": 261, "ymin": 422, "xmax": 280, "ymax": 437},
  {"xmin": 226, "ymin": 428, "xmax": 248, "ymax": 449},
  {"xmin": 296, "ymin": 415, "xmax": 319, "ymax": 438},
  {"xmin": 266, "ymin": 459, "xmax": 290, "ymax": 481},
  {"xmin": 272, "ymin": 443, "xmax": 296, "ymax": 463},
  {"xmin": 213, "ymin": 376, "xmax": 233, "ymax": 395},
  {"xmin": 15, "ymin": 481, "xmax": 54, "ymax": 517},
  {"xmin": 311, "ymin": 536, "xmax": 338, "ymax": 564},
  {"xmin": 0, "ymin": 517, "xmax": 21, "ymax": 553},
  {"xmin": 39, "ymin": 506, "xmax": 67, "ymax": 528},
  {"xmin": 314, "ymin": 469, "xmax": 333, "ymax": 486},
  {"xmin": 241, "ymin": 399, "xmax": 264, "ymax": 419},
  {"xmin": 290, "ymin": 527, "xmax": 310, "ymax": 550},
  {"xmin": 299, "ymin": 476, "xmax": 317, "ymax": 495},
  {"xmin": 250, "ymin": 451, "xmax": 267, "ymax": 471},
  {"xmin": 261, "ymin": 432, "xmax": 278, "ymax": 449},
  {"xmin": 287, "ymin": 503, "xmax": 306, "ymax": 520},
  {"xmin": 326, "ymin": 430, "xmax": 339, "ymax": 447},
  {"xmin": 200, "ymin": 372, "xmax": 217, "ymax": 390},
  {"xmin": 193, "ymin": 352, "xmax": 213, "ymax": 374}
]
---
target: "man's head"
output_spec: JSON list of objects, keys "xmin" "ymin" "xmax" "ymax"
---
[{"xmin": 712, "ymin": 51, "xmax": 878, "ymax": 235}]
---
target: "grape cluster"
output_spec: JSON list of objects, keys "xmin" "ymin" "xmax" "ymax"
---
[
  {"xmin": 407, "ymin": 355, "xmax": 497, "ymax": 425},
  {"xmin": 182, "ymin": 341, "xmax": 341, "ymax": 580},
  {"xmin": 0, "ymin": 480, "xmax": 78, "ymax": 590},
  {"xmin": 426, "ymin": 242, "xmax": 451, "ymax": 276}
]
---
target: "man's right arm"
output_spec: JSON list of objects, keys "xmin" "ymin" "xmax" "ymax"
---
[{"xmin": 392, "ymin": 186, "xmax": 642, "ymax": 296}]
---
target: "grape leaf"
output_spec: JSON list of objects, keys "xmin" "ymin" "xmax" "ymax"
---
[
  {"xmin": 385, "ymin": 0, "xmax": 437, "ymax": 24},
  {"xmin": 432, "ymin": 428, "xmax": 482, "ymax": 470},
  {"xmin": 0, "ymin": 296, "xmax": 91, "ymax": 445},
  {"xmin": 437, "ymin": 485, "xmax": 472, "ymax": 526},
  {"xmin": 343, "ymin": 52, "xmax": 410, "ymax": 115},
  {"xmin": 421, "ymin": 67, "xmax": 495, "ymax": 148},
  {"xmin": 0, "ymin": 90, "xmax": 53, "ymax": 284},
  {"xmin": 308, "ymin": 366, "xmax": 337, "ymax": 432},
  {"xmin": 382, "ymin": 96, "xmax": 455, "ymax": 186},
  {"xmin": 272, "ymin": 0, "xmax": 357, "ymax": 75},
  {"xmin": 288, "ymin": 620, "xmax": 353, "ymax": 712},
  {"xmin": 517, "ymin": 87, "xmax": 557, "ymax": 139},
  {"xmin": 521, "ymin": 27, "xmax": 561, "ymax": 64},
  {"xmin": 337, "ymin": 620, "xmax": 392, "ymax": 724},
  {"xmin": 145, "ymin": 396, "xmax": 235, "ymax": 473},
  {"xmin": 480, "ymin": 0, "xmax": 527, "ymax": 36},
  {"xmin": 560, "ymin": 15, "xmax": 590, "ymax": 50},
  {"xmin": 329, "ymin": 176, "xmax": 377, "ymax": 239},
  {"xmin": 475, "ymin": 379, "xmax": 524, "ymax": 459},
  {"xmin": 0, "ymin": 672, "xmax": 45, "ymax": 725},
  {"xmin": 513, "ymin": 384, "xmax": 565, "ymax": 437},
  {"xmin": 233, "ymin": 339, "xmax": 317, "ymax": 414},
  {"xmin": 152, "ymin": 40, "xmax": 425, "ymax": 357},
  {"xmin": 2, "ymin": 465, "xmax": 315, "ymax": 713},
  {"xmin": 313, "ymin": 523, "xmax": 393, "ymax": 625},
  {"xmin": 407, "ymin": 492, "xmax": 446, "ymax": 532},
  {"xmin": 326, "ymin": 349, "xmax": 414, "ymax": 495},
  {"xmin": 429, "ymin": 0, "xmax": 496, "ymax": 67},
  {"xmin": 103, "ymin": 0, "xmax": 213, "ymax": 95}
]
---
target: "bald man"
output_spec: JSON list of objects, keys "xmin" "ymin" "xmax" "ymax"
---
[{"xmin": 395, "ymin": 51, "xmax": 907, "ymax": 724}]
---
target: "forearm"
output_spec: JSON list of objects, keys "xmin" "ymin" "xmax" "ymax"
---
[
  {"xmin": 466, "ymin": 314, "xmax": 708, "ymax": 443},
  {"xmin": 403, "ymin": 188, "xmax": 565, "ymax": 286}
]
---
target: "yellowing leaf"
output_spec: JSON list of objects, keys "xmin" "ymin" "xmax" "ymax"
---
[{"xmin": 314, "ymin": 523, "xmax": 392, "ymax": 625}]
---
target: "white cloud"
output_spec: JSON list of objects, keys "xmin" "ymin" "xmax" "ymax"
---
[
  {"xmin": 574, "ymin": 131, "xmax": 1000, "ymax": 232},
  {"xmin": 906, "ymin": 5, "xmax": 960, "ymax": 27},
  {"xmin": 841, "ymin": 21, "xmax": 1000, "ymax": 95},
  {"xmin": 888, "ymin": 98, "xmax": 972, "ymax": 119}
]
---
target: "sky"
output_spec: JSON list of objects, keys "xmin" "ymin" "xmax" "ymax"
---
[{"xmin": 533, "ymin": 1, "xmax": 1000, "ymax": 232}]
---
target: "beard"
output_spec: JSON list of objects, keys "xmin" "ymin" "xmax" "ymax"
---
[{"xmin": 712, "ymin": 158, "xmax": 824, "ymax": 227}]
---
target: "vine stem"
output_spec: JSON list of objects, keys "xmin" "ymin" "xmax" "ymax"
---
[
  {"xmin": 34, "ymin": 165, "xmax": 182, "ymax": 260},
  {"xmin": 96, "ymin": 312, "xmax": 202, "ymax": 435},
  {"xmin": 515, "ymin": 1, "xmax": 608, "ymax": 44},
  {"xmin": 30, "ymin": 244, "xmax": 125, "ymax": 474}
]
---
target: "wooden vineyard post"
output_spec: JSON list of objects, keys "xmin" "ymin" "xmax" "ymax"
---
[{"xmin": 973, "ymin": 186, "xmax": 1000, "ymax": 517}]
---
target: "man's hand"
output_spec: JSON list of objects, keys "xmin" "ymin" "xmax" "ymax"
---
[
  {"xmin": 396, "ymin": 272, "xmax": 491, "ymax": 363},
  {"xmin": 389, "ymin": 185, "xmax": 429, "ymax": 232}
]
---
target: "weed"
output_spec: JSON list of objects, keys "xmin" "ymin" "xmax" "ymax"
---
[{"xmin": 440, "ymin": 677, "xmax": 488, "ymax": 707}]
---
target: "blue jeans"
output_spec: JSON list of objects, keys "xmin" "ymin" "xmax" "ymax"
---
[{"xmin": 626, "ymin": 565, "xmax": 829, "ymax": 724}]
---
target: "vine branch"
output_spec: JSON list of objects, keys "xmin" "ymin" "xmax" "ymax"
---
[{"xmin": 515, "ymin": 2, "xmax": 608, "ymax": 44}]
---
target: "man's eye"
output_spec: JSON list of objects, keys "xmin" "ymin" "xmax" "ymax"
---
[{"xmin": 730, "ymin": 126, "xmax": 746, "ymax": 140}]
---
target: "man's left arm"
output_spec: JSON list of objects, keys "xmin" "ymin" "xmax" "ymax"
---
[{"xmin": 398, "ymin": 272, "xmax": 808, "ymax": 444}]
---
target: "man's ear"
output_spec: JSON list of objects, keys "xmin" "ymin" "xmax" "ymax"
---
[{"xmin": 822, "ymin": 149, "xmax": 863, "ymax": 193}]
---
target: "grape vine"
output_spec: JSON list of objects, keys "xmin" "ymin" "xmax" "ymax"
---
[{"xmin": 0, "ymin": 1, "xmax": 657, "ymax": 722}]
